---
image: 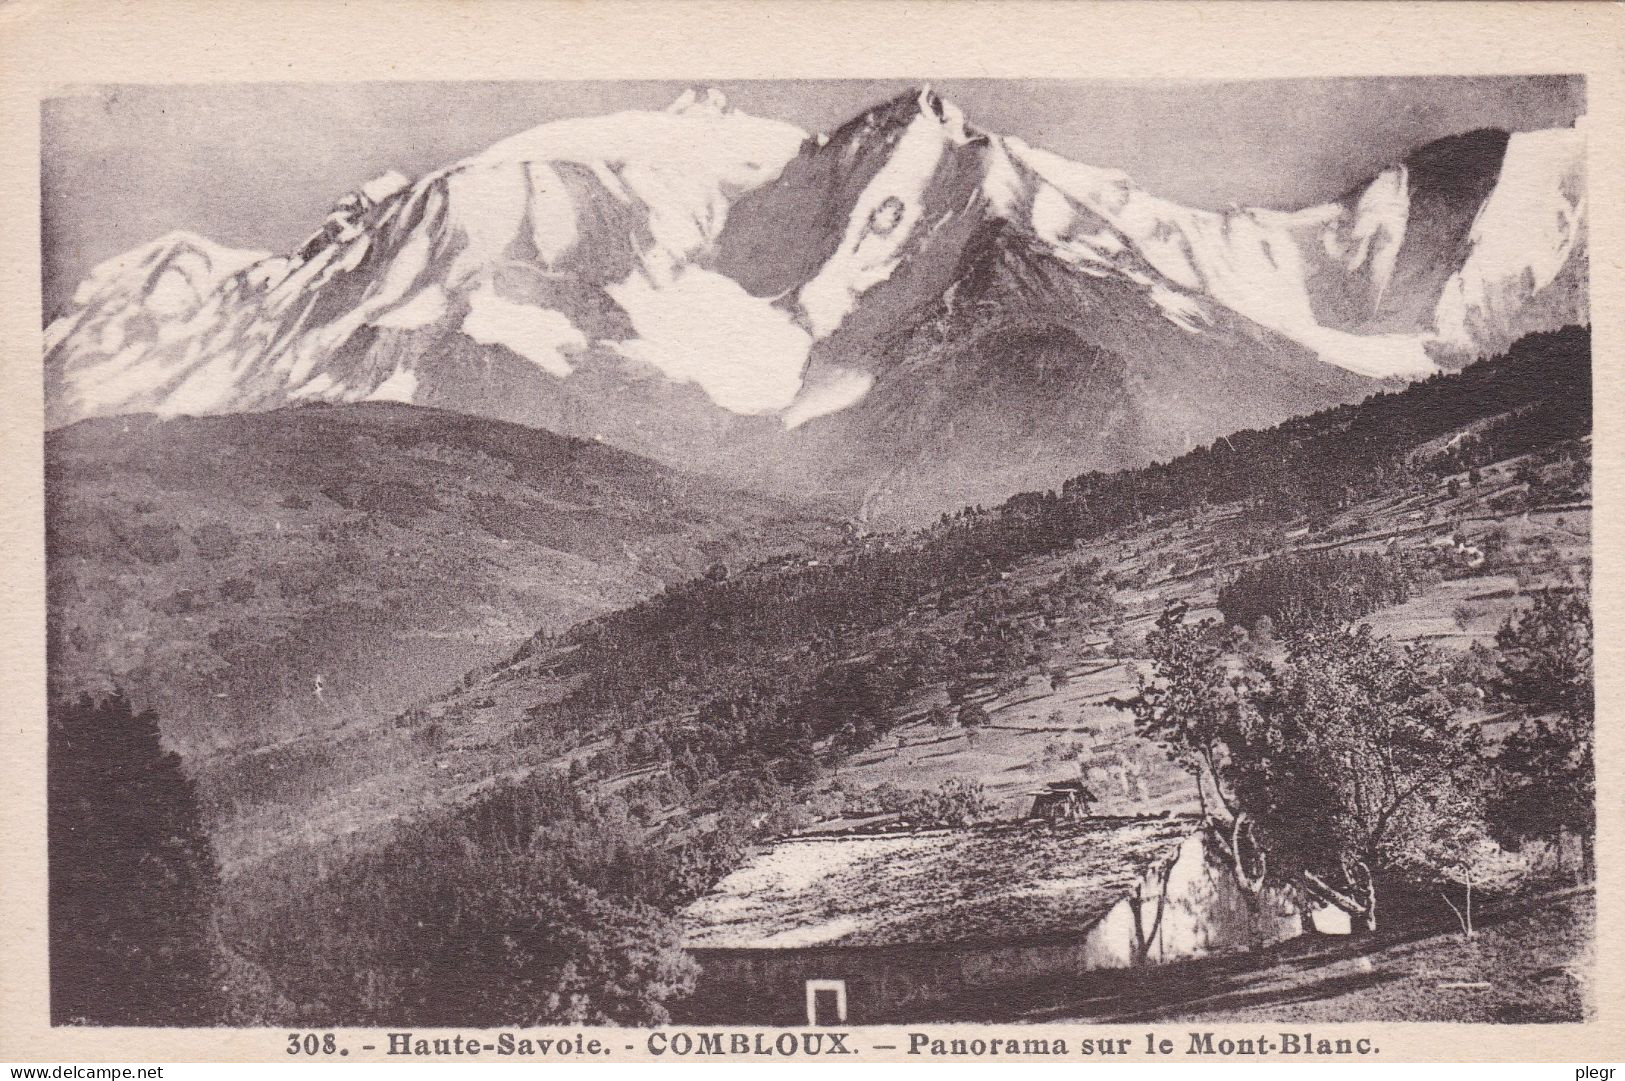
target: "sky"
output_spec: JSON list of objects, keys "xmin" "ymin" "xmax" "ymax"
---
[{"xmin": 40, "ymin": 75, "xmax": 1584, "ymax": 317}]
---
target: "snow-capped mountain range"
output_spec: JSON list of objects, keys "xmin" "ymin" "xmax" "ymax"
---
[{"xmin": 45, "ymin": 87, "xmax": 1588, "ymax": 519}]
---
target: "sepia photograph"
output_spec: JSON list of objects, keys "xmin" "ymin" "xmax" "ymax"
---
[
  {"xmin": 34, "ymin": 68, "xmax": 1596, "ymax": 1034},
  {"xmin": 5, "ymin": 1, "xmax": 1622, "ymax": 1067}
]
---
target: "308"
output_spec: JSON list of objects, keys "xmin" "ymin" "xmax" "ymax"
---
[{"xmin": 288, "ymin": 1032, "xmax": 342, "ymax": 1056}]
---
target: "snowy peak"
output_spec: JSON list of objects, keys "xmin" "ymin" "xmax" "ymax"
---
[
  {"xmin": 1432, "ymin": 123, "xmax": 1586, "ymax": 358},
  {"xmin": 44, "ymin": 92, "xmax": 1587, "ymax": 516},
  {"xmin": 71, "ymin": 230, "xmax": 266, "ymax": 309},
  {"xmin": 978, "ymin": 117, "xmax": 1585, "ymax": 378},
  {"xmin": 840, "ymin": 86, "xmax": 982, "ymax": 156},
  {"xmin": 463, "ymin": 94, "xmax": 806, "ymax": 175},
  {"xmin": 359, "ymin": 170, "xmax": 411, "ymax": 205},
  {"xmin": 667, "ymin": 86, "xmax": 733, "ymax": 115},
  {"xmin": 710, "ymin": 86, "xmax": 988, "ymax": 303},
  {"xmin": 45, "ymin": 95, "xmax": 815, "ymax": 427},
  {"xmin": 907, "ymin": 85, "xmax": 977, "ymax": 140},
  {"xmin": 721, "ymin": 88, "xmax": 1577, "ymax": 386},
  {"xmin": 45, "ymin": 230, "xmax": 269, "ymax": 357}
]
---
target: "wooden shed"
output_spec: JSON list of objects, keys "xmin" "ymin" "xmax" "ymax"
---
[
  {"xmin": 677, "ymin": 814, "xmax": 1298, "ymax": 1024},
  {"xmin": 1027, "ymin": 779, "xmax": 1097, "ymax": 821}
]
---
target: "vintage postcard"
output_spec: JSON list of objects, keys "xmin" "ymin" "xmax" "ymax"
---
[{"xmin": 1, "ymin": 0, "xmax": 1621, "ymax": 1067}]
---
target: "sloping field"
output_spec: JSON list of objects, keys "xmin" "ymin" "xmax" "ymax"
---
[
  {"xmin": 808, "ymin": 451, "xmax": 1588, "ymax": 823},
  {"xmin": 933, "ymin": 886, "xmax": 1593, "ymax": 1025}
]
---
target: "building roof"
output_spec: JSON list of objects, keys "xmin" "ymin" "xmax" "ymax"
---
[
  {"xmin": 1029, "ymin": 781, "xmax": 1097, "ymax": 799},
  {"xmin": 681, "ymin": 815, "xmax": 1198, "ymax": 950}
]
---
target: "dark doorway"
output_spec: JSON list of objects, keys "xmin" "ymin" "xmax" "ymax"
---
[
  {"xmin": 805, "ymin": 979, "xmax": 848, "ymax": 1025},
  {"xmin": 814, "ymin": 989, "xmax": 841, "ymax": 1025}
]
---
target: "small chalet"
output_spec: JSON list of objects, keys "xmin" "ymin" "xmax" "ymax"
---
[
  {"xmin": 1027, "ymin": 780, "xmax": 1097, "ymax": 821},
  {"xmin": 677, "ymin": 815, "xmax": 1299, "ymax": 1025}
]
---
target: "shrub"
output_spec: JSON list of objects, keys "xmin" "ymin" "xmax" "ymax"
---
[
  {"xmin": 1217, "ymin": 551, "xmax": 1411, "ymax": 634},
  {"xmin": 897, "ymin": 778, "xmax": 996, "ymax": 827}
]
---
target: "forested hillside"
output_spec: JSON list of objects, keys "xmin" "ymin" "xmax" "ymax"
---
[
  {"xmin": 46, "ymin": 401, "xmax": 840, "ymax": 779},
  {"xmin": 206, "ymin": 326, "xmax": 1588, "ymax": 1024},
  {"xmin": 517, "ymin": 324, "xmax": 1587, "ymax": 766}
]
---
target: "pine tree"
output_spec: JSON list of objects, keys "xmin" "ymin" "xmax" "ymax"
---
[
  {"xmin": 49, "ymin": 693, "xmax": 220, "ymax": 1025},
  {"xmin": 1488, "ymin": 587, "xmax": 1594, "ymax": 874}
]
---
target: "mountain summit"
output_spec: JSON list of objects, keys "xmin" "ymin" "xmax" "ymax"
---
[{"xmin": 45, "ymin": 88, "xmax": 1587, "ymax": 519}]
